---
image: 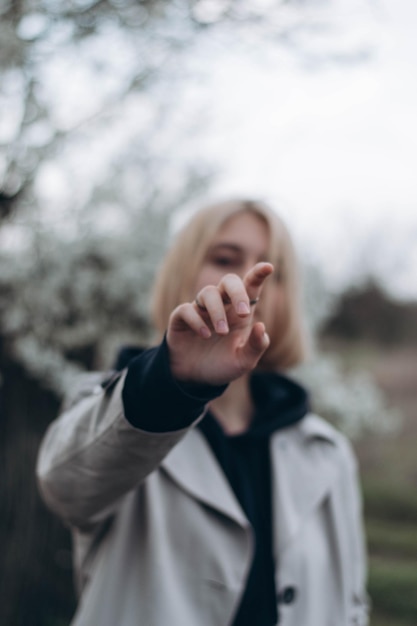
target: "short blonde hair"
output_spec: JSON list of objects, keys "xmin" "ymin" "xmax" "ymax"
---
[{"xmin": 151, "ymin": 199, "xmax": 308, "ymax": 371}]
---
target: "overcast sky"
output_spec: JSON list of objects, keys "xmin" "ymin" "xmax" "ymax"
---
[{"xmin": 183, "ymin": 0, "xmax": 417, "ymax": 299}]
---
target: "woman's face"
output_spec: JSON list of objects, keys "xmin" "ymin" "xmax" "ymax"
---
[{"xmin": 193, "ymin": 211, "xmax": 284, "ymax": 334}]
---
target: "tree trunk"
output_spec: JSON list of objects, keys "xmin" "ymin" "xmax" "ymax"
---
[{"xmin": 0, "ymin": 344, "xmax": 76, "ymax": 626}]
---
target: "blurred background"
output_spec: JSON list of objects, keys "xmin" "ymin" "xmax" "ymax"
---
[{"xmin": 0, "ymin": 0, "xmax": 416, "ymax": 624}]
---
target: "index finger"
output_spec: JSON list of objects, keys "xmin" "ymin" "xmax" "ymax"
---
[{"xmin": 243, "ymin": 262, "xmax": 274, "ymax": 300}]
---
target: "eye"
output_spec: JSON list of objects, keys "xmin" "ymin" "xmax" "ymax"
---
[{"xmin": 211, "ymin": 256, "xmax": 238, "ymax": 267}]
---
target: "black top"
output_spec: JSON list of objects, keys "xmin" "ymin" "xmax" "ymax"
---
[
  {"xmin": 117, "ymin": 340, "xmax": 309, "ymax": 625},
  {"xmin": 199, "ymin": 372, "xmax": 308, "ymax": 625}
]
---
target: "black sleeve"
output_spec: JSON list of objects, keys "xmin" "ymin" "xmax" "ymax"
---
[{"xmin": 122, "ymin": 336, "xmax": 227, "ymax": 432}]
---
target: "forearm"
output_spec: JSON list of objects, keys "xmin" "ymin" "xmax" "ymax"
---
[{"xmin": 36, "ymin": 340, "xmax": 225, "ymax": 528}]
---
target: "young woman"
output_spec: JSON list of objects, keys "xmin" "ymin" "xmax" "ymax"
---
[{"xmin": 37, "ymin": 199, "xmax": 369, "ymax": 626}]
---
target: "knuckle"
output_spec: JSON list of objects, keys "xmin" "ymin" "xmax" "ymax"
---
[
  {"xmin": 172, "ymin": 302, "xmax": 191, "ymax": 317},
  {"xmin": 202, "ymin": 285, "xmax": 218, "ymax": 297},
  {"xmin": 221, "ymin": 272, "xmax": 240, "ymax": 285}
]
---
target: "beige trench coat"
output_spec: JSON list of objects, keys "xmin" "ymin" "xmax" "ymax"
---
[{"xmin": 37, "ymin": 370, "xmax": 369, "ymax": 626}]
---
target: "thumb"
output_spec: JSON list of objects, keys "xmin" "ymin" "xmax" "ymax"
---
[{"xmin": 238, "ymin": 322, "xmax": 270, "ymax": 369}]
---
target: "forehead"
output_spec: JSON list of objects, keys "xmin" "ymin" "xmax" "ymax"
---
[{"xmin": 211, "ymin": 211, "xmax": 269, "ymax": 244}]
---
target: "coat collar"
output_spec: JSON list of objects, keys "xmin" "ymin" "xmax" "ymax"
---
[
  {"xmin": 297, "ymin": 412, "xmax": 341, "ymax": 443},
  {"xmin": 161, "ymin": 413, "xmax": 341, "ymax": 548}
]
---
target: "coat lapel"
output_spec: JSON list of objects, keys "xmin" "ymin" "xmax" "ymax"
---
[
  {"xmin": 271, "ymin": 414, "xmax": 341, "ymax": 553},
  {"xmin": 162, "ymin": 414, "xmax": 341, "ymax": 546},
  {"xmin": 161, "ymin": 428, "xmax": 249, "ymax": 528}
]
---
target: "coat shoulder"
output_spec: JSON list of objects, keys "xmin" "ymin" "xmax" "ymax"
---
[
  {"xmin": 61, "ymin": 369, "xmax": 122, "ymax": 412},
  {"xmin": 298, "ymin": 412, "xmax": 358, "ymax": 471}
]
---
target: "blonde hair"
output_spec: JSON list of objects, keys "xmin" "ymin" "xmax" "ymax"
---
[{"xmin": 151, "ymin": 199, "xmax": 308, "ymax": 371}]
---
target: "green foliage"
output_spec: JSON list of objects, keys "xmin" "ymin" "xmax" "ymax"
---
[
  {"xmin": 369, "ymin": 559, "xmax": 417, "ymax": 622},
  {"xmin": 366, "ymin": 519, "xmax": 417, "ymax": 560},
  {"xmin": 365, "ymin": 508, "xmax": 417, "ymax": 625},
  {"xmin": 361, "ymin": 474, "xmax": 417, "ymax": 624},
  {"xmin": 363, "ymin": 482, "xmax": 417, "ymax": 525}
]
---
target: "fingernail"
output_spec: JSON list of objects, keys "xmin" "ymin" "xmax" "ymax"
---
[
  {"xmin": 200, "ymin": 327, "xmax": 211, "ymax": 338},
  {"xmin": 237, "ymin": 301, "xmax": 250, "ymax": 315},
  {"xmin": 216, "ymin": 320, "xmax": 228, "ymax": 333}
]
